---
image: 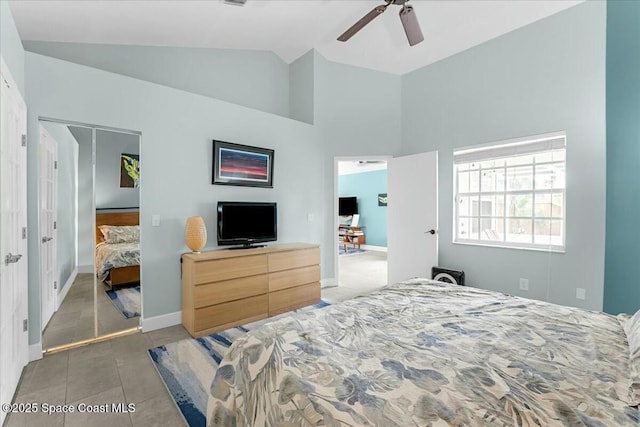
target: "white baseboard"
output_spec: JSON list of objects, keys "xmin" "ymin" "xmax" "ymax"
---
[
  {"xmin": 321, "ymin": 278, "xmax": 337, "ymax": 288},
  {"xmin": 29, "ymin": 342, "xmax": 43, "ymax": 362},
  {"xmin": 361, "ymin": 244, "xmax": 387, "ymax": 252},
  {"xmin": 141, "ymin": 311, "xmax": 182, "ymax": 333},
  {"xmin": 56, "ymin": 268, "xmax": 77, "ymax": 310},
  {"xmin": 77, "ymin": 265, "xmax": 93, "ymax": 274}
]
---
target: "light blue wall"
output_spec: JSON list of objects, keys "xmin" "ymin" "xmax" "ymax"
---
[
  {"xmin": 0, "ymin": 0, "xmax": 25, "ymax": 96},
  {"xmin": 25, "ymin": 52, "xmax": 325, "ymax": 344},
  {"xmin": 68, "ymin": 126, "xmax": 94, "ymax": 270},
  {"xmin": 40, "ymin": 122, "xmax": 77, "ymax": 293},
  {"xmin": 339, "ymin": 170, "xmax": 387, "ymax": 247},
  {"xmin": 314, "ymin": 52, "xmax": 401, "ymax": 278},
  {"xmin": 604, "ymin": 0, "xmax": 640, "ymax": 315},
  {"xmin": 289, "ymin": 50, "xmax": 314, "ymax": 124},
  {"xmin": 401, "ymin": 1, "xmax": 606, "ymax": 310},
  {"xmin": 95, "ymin": 130, "xmax": 140, "ymax": 209},
  {"xmin": 23, "ymin": 41, "xmax": 291, "ymax": 119}
]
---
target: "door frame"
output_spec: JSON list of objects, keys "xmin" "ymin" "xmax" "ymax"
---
[{"xmin": 333, "ymin": 155, "xmax": 391, "ymax": 287}]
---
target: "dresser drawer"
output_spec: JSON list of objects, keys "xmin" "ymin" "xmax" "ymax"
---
[
  {"xmin": 268, "ymin": 248, "xmax": 320, "ymax": 272},
  {"xmin": 194, "ymin": 294, "xmax": 268, "ymax": 332},
  {"xmin": 269, "ymin": 265, "xmax": 320, "ymax": 292},
  {"xmin": 195, "ymin": 274, "xmax": 268, "ymax": 308},
  {"xmin": 269, "ymin": 282, "xmax": 320, "ymax": 316},
  {"xmin": 193, "ymin": 254, "xmax": 267, "ymax": 284}
]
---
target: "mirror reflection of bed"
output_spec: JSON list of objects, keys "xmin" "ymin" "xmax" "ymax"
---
[
  {"xmin": 39, "ymin": 120, "xmax": 142, "ymax": 352},
  {"xmin": 95, "ymin": 211, "xmax": 141, "ymax": 335}
]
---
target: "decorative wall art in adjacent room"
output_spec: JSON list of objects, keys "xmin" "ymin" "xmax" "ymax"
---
[
  {"xmin": 378, "ymin": 193, "xmax": 388, "ymax": 206},
  {"xmin": 212, "ymin": 140, "xmax": 274, "ymax": 188},
  {"xmin": 120, "ymin": 153, "xmax": 140, "ymax": 188}
]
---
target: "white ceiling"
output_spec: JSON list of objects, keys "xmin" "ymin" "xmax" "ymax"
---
[
  {"xmin": 339, "ymin": 160, "xmax": 387, "ymax": 176},
  {"xmin": 9, "ymin": 0, "xmax": 582, "ymax": 75}
]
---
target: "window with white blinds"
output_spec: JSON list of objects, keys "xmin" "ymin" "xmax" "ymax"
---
[{"xmin": 453, "ymin": 132, "xmax": 566, "ymax": 251}]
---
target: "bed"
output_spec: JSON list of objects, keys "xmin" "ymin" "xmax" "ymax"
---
[
  {"xmin": 95, "ymin": 211, "xmax": 140, "ymax": 287},
  {"xmin": 207, "ymin": 278, "xmax": 640, "ymax": 426}
]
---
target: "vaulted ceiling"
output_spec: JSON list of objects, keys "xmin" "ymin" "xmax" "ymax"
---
[{"xmin": 9, "ymin": 0, "xmax": 581, "ymax": 75}]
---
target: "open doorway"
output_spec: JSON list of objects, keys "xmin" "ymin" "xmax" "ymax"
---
[{"xmin": 333, "ymin": 157, "xmax": 389, "ymax": 300}]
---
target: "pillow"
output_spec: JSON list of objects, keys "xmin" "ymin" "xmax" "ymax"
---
[
  {"xmin": 620, "ymin": 309, "xmax": 640, "ymax": 406},
  {"xmin": 99, "ymin": 225, "xmax": 140, "ymax": 244}
]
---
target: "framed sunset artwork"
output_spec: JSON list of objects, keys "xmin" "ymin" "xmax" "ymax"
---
[{"xmin": 212, "ymin": 140, "xmax": 274, "ymax": 188}]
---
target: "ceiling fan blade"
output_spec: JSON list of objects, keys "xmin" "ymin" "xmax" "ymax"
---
[
  {"xmin": 399, "ymin": 5, "xmax": 424, "ymax": 46},
  {"xmin": 337, "ymin": 4, "xmax": 388, "ymax": 42}
]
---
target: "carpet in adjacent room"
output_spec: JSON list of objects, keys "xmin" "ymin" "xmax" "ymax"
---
[{"xmin": 338, "ymin": 246, "xmax": 366, "ymax": 255}]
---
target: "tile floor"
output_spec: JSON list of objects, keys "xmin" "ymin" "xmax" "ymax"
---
[
  {"xmin": 5, "ymin": 326, "xmax": 189, "ymax": 427},
  {"xmin": 43, "ymin": 274, "xmax": 140, "ymax": 349},
  {"xmin": 5, "ymin": 250, "xmax": 387, "ymax": 427}
]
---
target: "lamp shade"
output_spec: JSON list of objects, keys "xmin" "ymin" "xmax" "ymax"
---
[{"xmin": 185, "ymin": 216, "xmax": 207, "ymax": 253}]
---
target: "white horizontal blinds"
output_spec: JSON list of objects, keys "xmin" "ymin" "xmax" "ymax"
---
[{"xmin": 454, "ymin": 134, "xmax": 566, "ymax": 164}]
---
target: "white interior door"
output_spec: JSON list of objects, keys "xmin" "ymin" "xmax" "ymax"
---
[
  {"xmin": 40, "ymin": 126, "xmax": 58, "ymax": 329},
  {"xmin": 0, "ymin": 62, "xmax": 29, "ymax": 426},
  {"xmin": 387, "ymin": 151, "xmax": 438, "ymax": 284}
]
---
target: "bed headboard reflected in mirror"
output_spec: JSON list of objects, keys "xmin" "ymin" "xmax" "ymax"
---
[{"xmin": 95, "ymin": 211, "xmax": 140, "ymax": 244}]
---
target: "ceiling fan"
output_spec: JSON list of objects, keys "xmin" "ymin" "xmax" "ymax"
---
[{"xmin": 337, "ymin": 0, "xmax": 424, "ymax": 46}]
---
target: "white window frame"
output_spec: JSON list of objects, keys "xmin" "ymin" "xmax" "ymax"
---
[{"xmin": 453, "ymin": 132, "xmax": 566, "ymax": 252}]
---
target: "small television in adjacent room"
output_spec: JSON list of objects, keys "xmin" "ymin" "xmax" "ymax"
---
[
  {"xmin": 217, "ymin": 201, "xmax": 277, "ymax": 248},
  {"xmin": 339, "ymin": 196, "xmax": 358, "ymax": 216}
]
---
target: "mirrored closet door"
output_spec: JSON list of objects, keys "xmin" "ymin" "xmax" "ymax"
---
[{"xmin": 39, "ymin": 119, "xmax": 142, "ymax": 352}]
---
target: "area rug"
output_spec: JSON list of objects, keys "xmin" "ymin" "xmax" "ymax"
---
[
  {"xmin": 148, "ymin": 300, "xmax": 331, "ymax": 427},
  {"xmin": 105, "ymin": 285, "xmax": 141, "ymax": 318},
  {"xmin": 339, "ymin": 246, "xmax": 366, "ymax": 255}
]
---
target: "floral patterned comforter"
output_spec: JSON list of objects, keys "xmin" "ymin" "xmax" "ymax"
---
[
  {"xmin": 95, "ymin": 241, "xmax": 140, "ymax": 281},
  {"xmin": 207, "ymin": 279, "xmax": 639, "ymax": 426}
]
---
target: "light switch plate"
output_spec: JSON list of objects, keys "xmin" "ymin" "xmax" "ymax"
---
[
  {"xmin": 519, "ymin": 278, "xmax": 529, "ymax": 291},
  {"xmin": 152, "ymin": 215, "xmax": 160, "ymax": 227}
]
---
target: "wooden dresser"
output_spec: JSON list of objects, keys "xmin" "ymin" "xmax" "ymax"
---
[{"xmin": 181, "ymin": 243, "xmax": 320, "ymax": 337}]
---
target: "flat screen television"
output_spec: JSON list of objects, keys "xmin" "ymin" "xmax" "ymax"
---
[
  {"xmin": 217, "ymin": 201, "xmax": 277, "ymax": 248},
  {"xmin": 339, "ymin": 197, "xmax": 358, "ymax": 216}
]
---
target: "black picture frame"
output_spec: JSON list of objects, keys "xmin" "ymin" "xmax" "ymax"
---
[{"xmin": 212, "ymin": 140, "xmax": 274, "ymax": 188}]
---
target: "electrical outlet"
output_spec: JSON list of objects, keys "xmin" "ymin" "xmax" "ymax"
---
[
  {"xmin": 576, "ymin": 288, "xmax": 586, "ymax": 300},
  {"xmin": 307, "ymin": 213, "xmax": 314, "ymax": 222},
  {"xmin": 519, "ymin": 278, "xmax": 529, "ymax": 291},
  {"xmin": 152, "ymin": 214, "xmax": 160, "ymax": 227}
]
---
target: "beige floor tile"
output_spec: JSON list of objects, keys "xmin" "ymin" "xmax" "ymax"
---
[
  {"xmin": 65, "ymin": 354, "xmax": 121, "ymax": 403},
  {"xmin": 43, "ymin": 325, "xmax": 79, "ymax": 349},
  {"xmin": 129, "ymin": 394, "xmax": 184, "ymax": 427},
  {"xmin": 43, "ymin": 274, "xmax": 141, "ymax": 353},
  {"xmin": 64, "ymin": 387, "xmax": 133, "ymax": 427},
  {"xmin": 67, "ymin": 340, "xmax": 113, "ymax": 364},
  {"xmin": 118, "ymin": 357, "xmax": 166, "ymax": 404},
  {"xmin": 19, "ymin": 352, "xmax": 69, "ymax": 395},
  {"xmin": 4, "ymin": 383, "xmax": 67, "ymax": 427},
  {"xmin": 109, "ymin": 333, "xmax": 153, "ymax": 367},
  {"xmin": 45, "ymin": 311, "xmax": 81, "ymax": 331},
  {"xmin": 145, "ymin": 325, "xmax": 190, "ymax": 348}
]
